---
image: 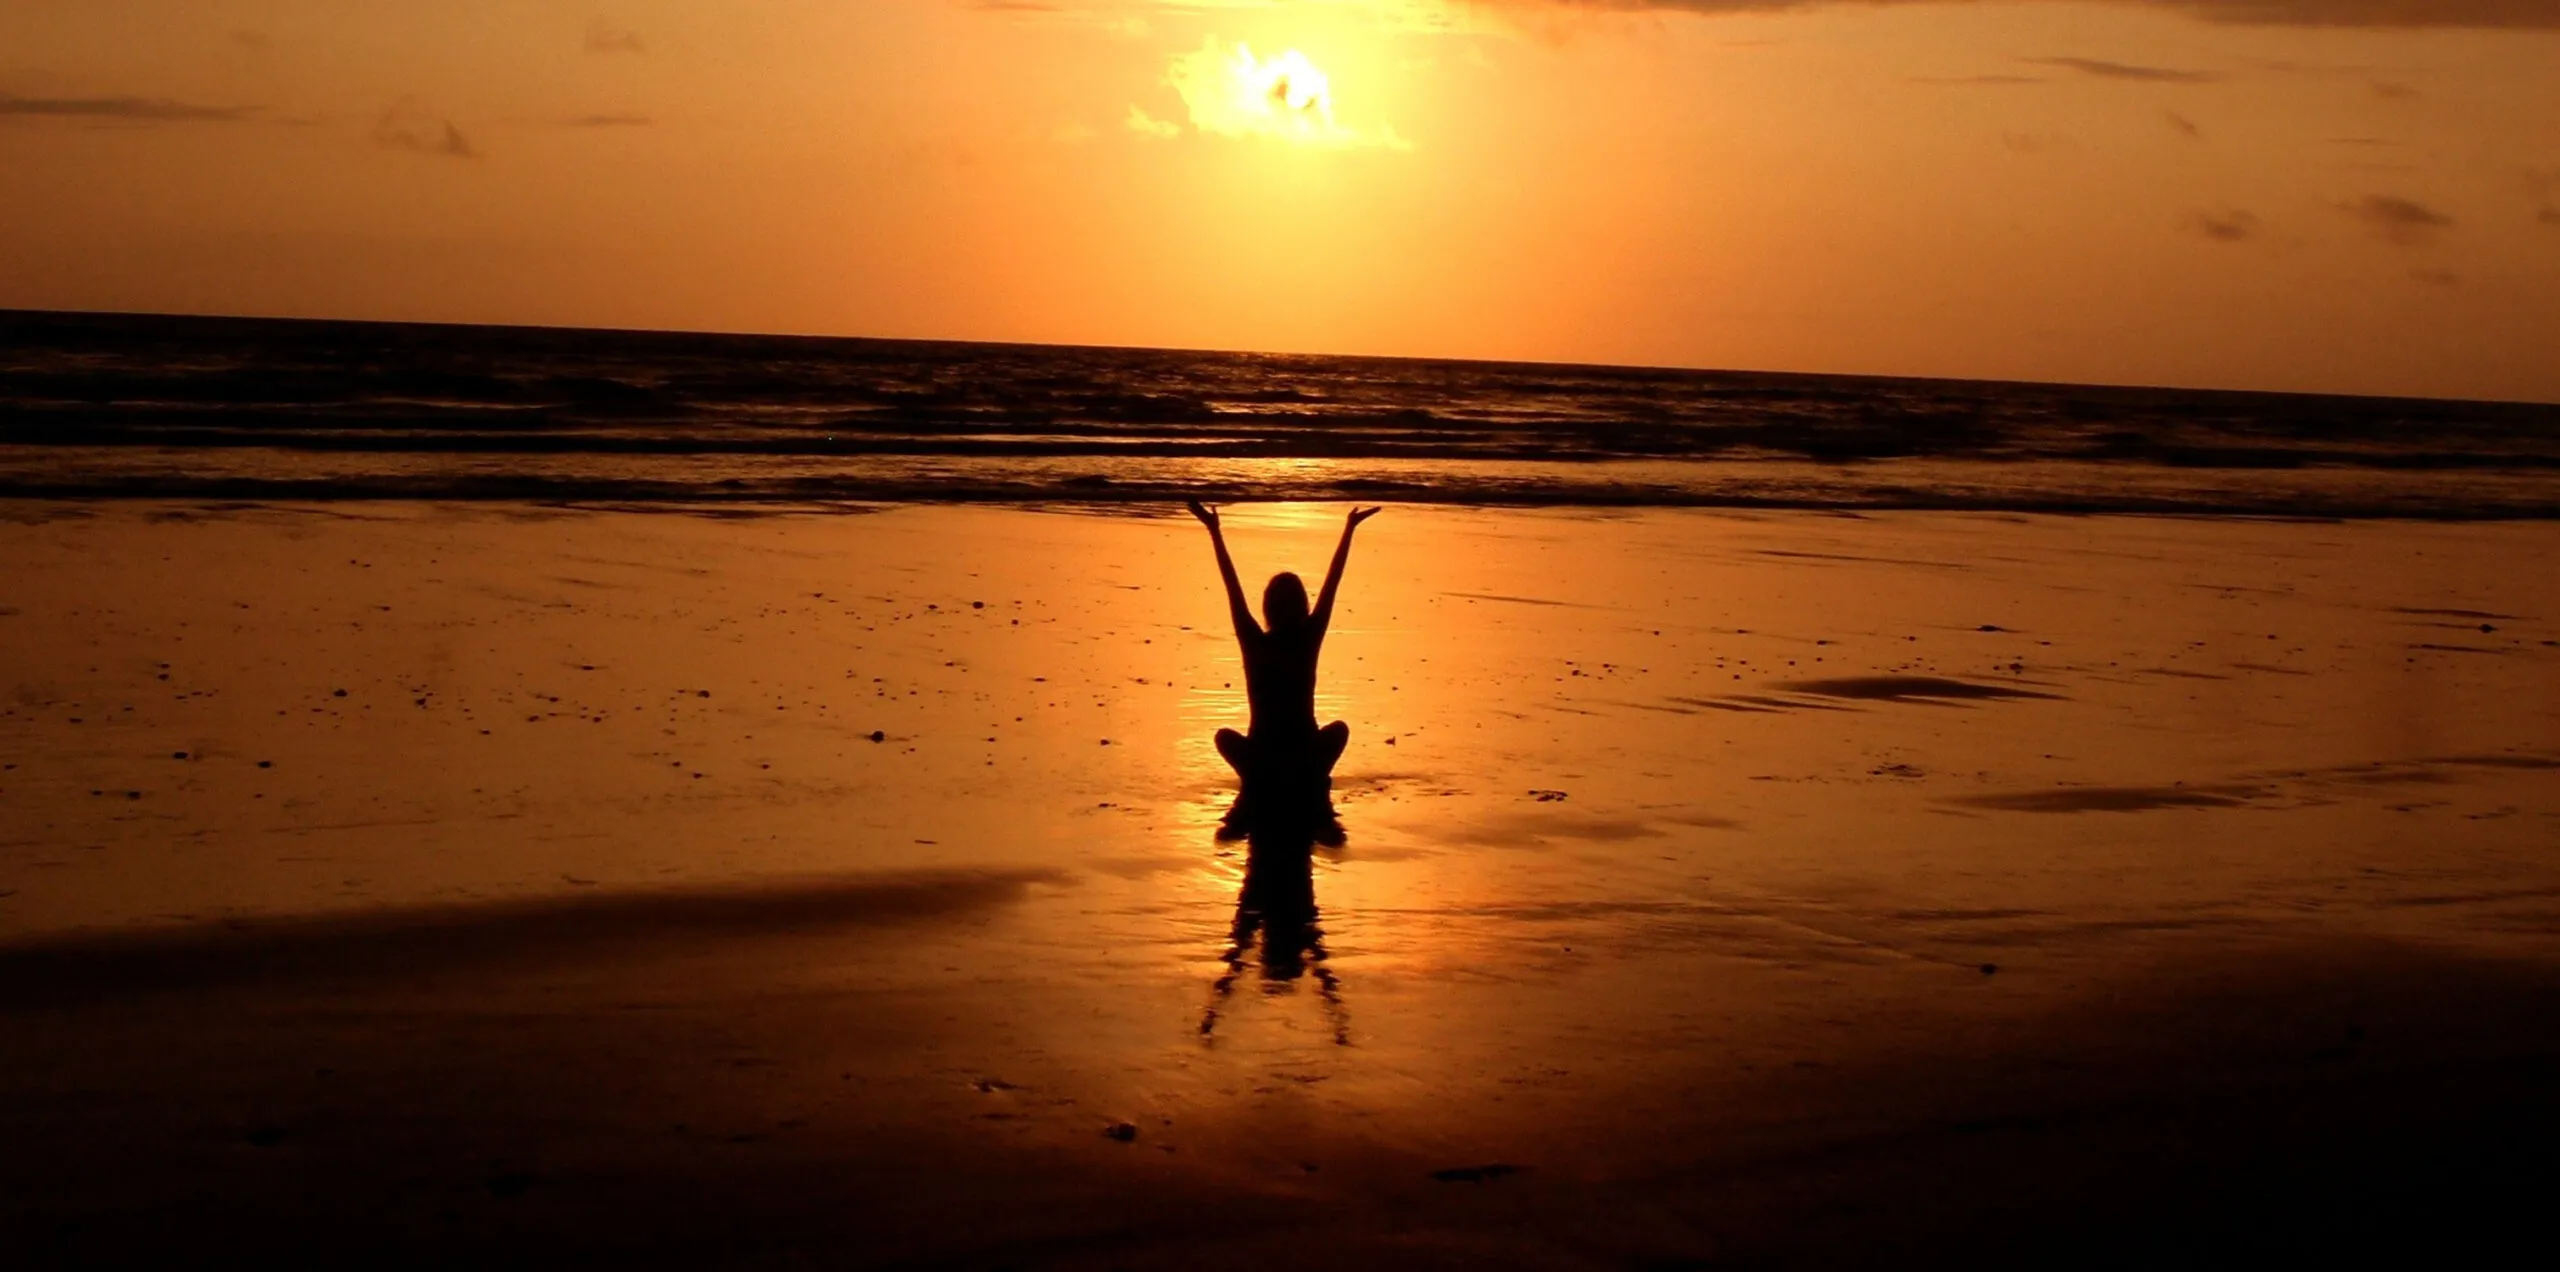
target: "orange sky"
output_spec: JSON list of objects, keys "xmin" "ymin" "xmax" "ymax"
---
[{"xmin": 3, "ymin": 1, "xmax": 2557, "ymax": 401}]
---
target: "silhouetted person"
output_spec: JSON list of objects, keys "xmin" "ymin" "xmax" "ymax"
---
[{"xmin": 1186, "ymin": 501, "xmax": 1380, "ymax": 819}]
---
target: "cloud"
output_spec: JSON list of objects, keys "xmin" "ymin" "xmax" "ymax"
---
[
  {"xmin": 566, "ymin": 113, "xmax": 652, "ymax": 127},
  {"xmin": 2157, "ymin": 1, "xmax": 2560, "ymax": 27},
  {"xmin": 1505, "ymin": 2, "xmax": 2560, "ymax": 30},
  {"xmin": 2188, "ymin": 207, "xmax": 2262, "ymax": 241},
  {"xmin": 374, "ymin": 102, "xmax": 478, "ymax": 158},
  {"xmin": 2341, "ymin": 194, "xmax": 2452, "ymax": 245},
  {"xmin": 2027, "ymin": 56, "xmax": 2224, "ymax": 83},
  {"xmin": 2166, "ymin": 110, "xmax": 2203, "ymax": 139},
  {"xmin": 1125, "ymin": 104, "xmax": 1180, "ymax": 139},
  {"xmin": 585, "ymin": 20, "xmax": 645, "ymax": 54},
  {"xmin": 1162, "ymin": 38, "xmax": 1409, "ymax": 149},
  {"xmin": 0, "ymin": 92, "xmax": 251, "ymax": 122}
]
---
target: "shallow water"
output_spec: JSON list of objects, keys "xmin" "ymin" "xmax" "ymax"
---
[
  {"xmin": 4, "ymin": 502, "xmax": 2558, "ymax": 1263},
  {"xmin": 4, "ymin": 502, "xmax": 2552, "ymax": 970}
]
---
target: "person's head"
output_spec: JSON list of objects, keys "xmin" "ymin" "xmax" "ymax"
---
[{"xmin": 1263, "ymin": 572, "xmax": 1310, "ymax": 631}]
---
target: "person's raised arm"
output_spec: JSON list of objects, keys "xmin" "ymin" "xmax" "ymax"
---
[
  {"xmin": 1188, "ymin": 500, "xmax": 1260, "ymax": 639},
  {"xmin": 1310, "ymin": 506, "xmax": 1382, "ymax": 638}
]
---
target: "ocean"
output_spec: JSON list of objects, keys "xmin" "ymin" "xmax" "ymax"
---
[{"xmin": 5, "ymin": 308, "xmax": 2557, "ymax": 517}]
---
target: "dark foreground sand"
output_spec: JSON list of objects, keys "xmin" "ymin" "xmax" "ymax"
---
[{"xmin": 3, "ymin": 502, "xmax": 2556, "ymax": 1266}]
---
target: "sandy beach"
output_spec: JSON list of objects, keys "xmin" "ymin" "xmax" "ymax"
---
[{"xmin": 4, "ymin": 500, "xmax": 2557, "ymax": 1266}]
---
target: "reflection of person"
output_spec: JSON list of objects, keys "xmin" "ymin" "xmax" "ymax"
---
[
  {"xmin": 1200, "ymin": 824, "xmax": 1348, "ymax": 1047},
  {"xmin": 1186, "ymin": 501, "xmax": 1380, "ymax": 805}
]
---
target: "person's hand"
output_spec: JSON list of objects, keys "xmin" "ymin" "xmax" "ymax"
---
[
  {"xmin": 1187, "ymin": 499, "xmax": 1220, "ymax": 528},
  {"xmin": 1348, "ymin": 506, "xmax": 1383, "ymax": 528}
]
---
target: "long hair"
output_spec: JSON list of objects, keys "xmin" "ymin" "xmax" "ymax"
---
[{"xmin": 1263, "ymin": 571, "xmax": 1310, "ymax": 631}]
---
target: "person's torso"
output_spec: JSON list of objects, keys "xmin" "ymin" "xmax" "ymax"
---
[{"xmin": 1241, "ymin": 629, "xmax": 1320, "ymax": 736}]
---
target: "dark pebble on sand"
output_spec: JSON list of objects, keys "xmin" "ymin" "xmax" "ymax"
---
[
  {"xmin": 868, "ymin": 730, "xmax": 886, "ymax": 742},
  {"xmin": 172, "ymin": 751, "xmax": 188, "ymax": 760},
  {"xmin": 1979, "ymin": 625, "xmax": 2008, "ymax": 633},
  {"xmin": 256, "ymin": 760, "xmax": 271, "ymax": 768},
  {"xmin": 332, "ymin": 689, "xmax": 346, "ymax": 697},
  {"xmin": 1980, "ymin": 963, "xmax": 1999, "ymax": 976},
  {"xmin": 1104, "ymin": 1121, "xmax": 1138, "ymax": 1142}
]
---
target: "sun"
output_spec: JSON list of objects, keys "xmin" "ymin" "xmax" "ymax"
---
[
  {"xmin": 1163, "ymin": 39, "xmax": 1402, "ymax": 150},
  {"xmin": 1244, "ymin": 48, "xmax": 1337, "ymax": 133}
]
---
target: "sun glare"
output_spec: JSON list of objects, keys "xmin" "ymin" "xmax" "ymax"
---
[
  {"xmin": 1164, "ymin": 38, "xmax": 1405, "ymax": 150},
  {"xmin": 1248, "ymin": 48, "xmax": 1335, "ymax": 126}
]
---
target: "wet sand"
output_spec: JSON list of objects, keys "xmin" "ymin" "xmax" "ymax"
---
[{"xmin": 3, "ymin": 501, "xmax": 2557, "ymax": 1266}]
